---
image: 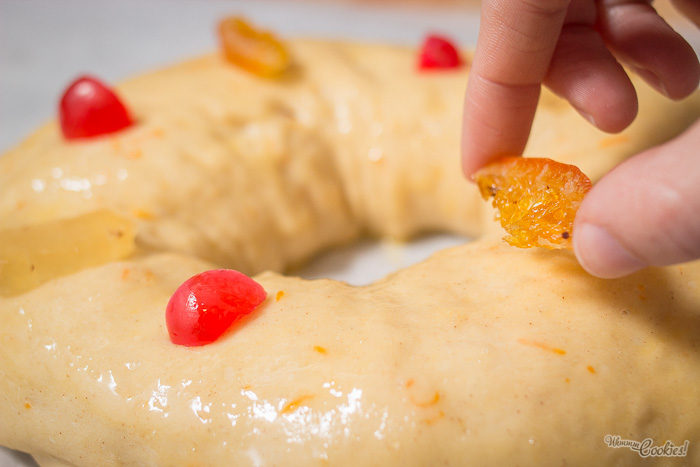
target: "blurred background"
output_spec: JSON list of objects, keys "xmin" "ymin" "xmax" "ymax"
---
[
  {"xmin": 0, "ymin": 0, "xmax": 481, "ymax": 154},
  {"xmin": 1, "ymin": 0, "xmax": 695, "ymax": 154}
]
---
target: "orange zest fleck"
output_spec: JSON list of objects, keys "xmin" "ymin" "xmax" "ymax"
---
[
  {"xmin": 126, "ymin": 148, "xmax": 142, "ymax": 160},
  {"xmin": 275, "ymin": 290, "xmax": 285, "ymax": 302},
  {"xmin": 313, "ymin": 345, "xmax": 327, "ymax": 355},
  {"xmin": 637, "ymin": 284, "xmax": 647, "ymax": 301},
  {"xmin": 133, "ymin": 208, "xmax": 154, "ymax": 220},
  {"xmin": 587, "ymin": 365, "xmax": 596, "ymax": 374},
  {"xmin": 410, "ymin": 391, "xmax": 441, "ymax": 408},
  {"xmin": 280, "ymin": 394, "xmax": 314, "ymax": 415},
  {"xmin": 423, "ymin": 410, "xmax": 446, "ymax": 425},
  {"xmin": 473, "ymin": 157, "xmax": 592, "ymax": 249},
  {"xmin": 24, "ymin": 402, "xmax": 32, "ymax": 409},
  {"xmin": 598, "ymin": 134, "xmax": 629, "ymax": 149},
  {"xmin": 518, "ymin": 338, "xmax": 566, "ymax": 355},
  {"xmin": 218, "ymin": 16, "xmax": 290, "ymax": 78},
  {"xmin": 141, "ymin": 270, "xmax": 155, "ymax": 283}
]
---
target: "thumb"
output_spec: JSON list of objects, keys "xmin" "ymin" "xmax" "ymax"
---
[{"xmin": 573, "ymin": 119, "xmax": 700, "ymax": 278}]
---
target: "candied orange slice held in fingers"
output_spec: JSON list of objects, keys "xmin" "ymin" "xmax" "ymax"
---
[
  {"xmin": 473, "ymin": 157, "xmax": 592, "ymax": 249},
  {"xmin": 218, "ymin": 16, "xmax": 290, "ymax": 78}
]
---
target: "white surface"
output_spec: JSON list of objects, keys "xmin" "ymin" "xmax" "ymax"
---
[{"xmin": 0, "ymin": 1, "xmax": 477, "ymax": 465}]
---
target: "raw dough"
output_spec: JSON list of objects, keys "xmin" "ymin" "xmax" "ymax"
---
[{"xmin": 1, "ymin": 39, "xmax": 699, "ymax": 466}]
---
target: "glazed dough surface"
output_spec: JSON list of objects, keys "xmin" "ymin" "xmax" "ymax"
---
[
  {"xmin": 1, "ymin": 40, "xmax": 700, "ymax": 466},
  {"xmin": 3, "ymin": 239, "xmax": 700, "ymax": 466},
  {"xmin": 2, "ymin": 41, "xmax": 698, "ymax": 271}
]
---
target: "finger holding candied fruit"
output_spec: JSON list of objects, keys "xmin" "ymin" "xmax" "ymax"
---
[
  {"xmin": 473, "ymin": 157, "xmax": 592, "ymax": 249},
  {"xmin": 218, "ymin": 16, "xmax": 290, "ymax": 78}
]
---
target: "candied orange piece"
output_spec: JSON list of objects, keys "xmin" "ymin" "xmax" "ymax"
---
[
  {"xmin": 473, "ymin": 157, "xmax": 592, "ymax": 249},
  {"xmin": 218, "ymin": 16, "xmax": 290, "ymax": 78}
]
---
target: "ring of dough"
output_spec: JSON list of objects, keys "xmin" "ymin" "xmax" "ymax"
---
[{"xmin": 1, "ymin": 40, "xmax": 700, "ymax": 466}]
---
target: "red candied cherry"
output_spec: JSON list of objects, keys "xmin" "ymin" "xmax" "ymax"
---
[
  {"xmin": 59, "ymin": 75, "xmax": 133, "ymax": 139},
  {"xmin": 417, "ymin": 34, "xmax": 463, "ymax": 70},
  {"xmin": 166, "ymin": 269, "xmax": 267, "ymax": 346}
]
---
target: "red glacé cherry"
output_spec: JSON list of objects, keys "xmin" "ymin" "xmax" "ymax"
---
[
  {"xmin": 418, "ymin": 34, "xmax": 463, "ymax": 70},
  {"xmin": 166, "ymin": 269, "xmax": 267, "ymax": 347},
  {"xmin": 59, "ymin": 75, "xmax": 133, "ymax": 139}
]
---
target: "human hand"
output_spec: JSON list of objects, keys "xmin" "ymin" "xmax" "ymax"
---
[{"xmin": 462, "ymin": 0, "xmax": 700, "ymax": 278}]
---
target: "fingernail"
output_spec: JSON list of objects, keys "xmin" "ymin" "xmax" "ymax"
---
[
  {"xmin": 575, "ymin": 107, "xmax": 596, "ymax": 126},
  {"xmin": 631, "ymin": 66, "xmax": 669, "ymax": 97},
  {"xmin": 574, "ymin": 223, "xmax": 646, "ymax": 279}
]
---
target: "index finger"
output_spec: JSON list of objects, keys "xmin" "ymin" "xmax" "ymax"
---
[{"xmin": 462, "ymin": 0, "xmax": 571, "ymax": 176}]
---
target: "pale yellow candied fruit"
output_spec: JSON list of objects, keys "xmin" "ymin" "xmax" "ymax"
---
[{"xmin": 0, "ymin": 210, "xmax": 135, "ymax": 296}]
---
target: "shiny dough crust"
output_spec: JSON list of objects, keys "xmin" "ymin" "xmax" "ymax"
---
[{"xmin": 1, "ymin": 40, "xmax": 700, "ymax": 466}]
